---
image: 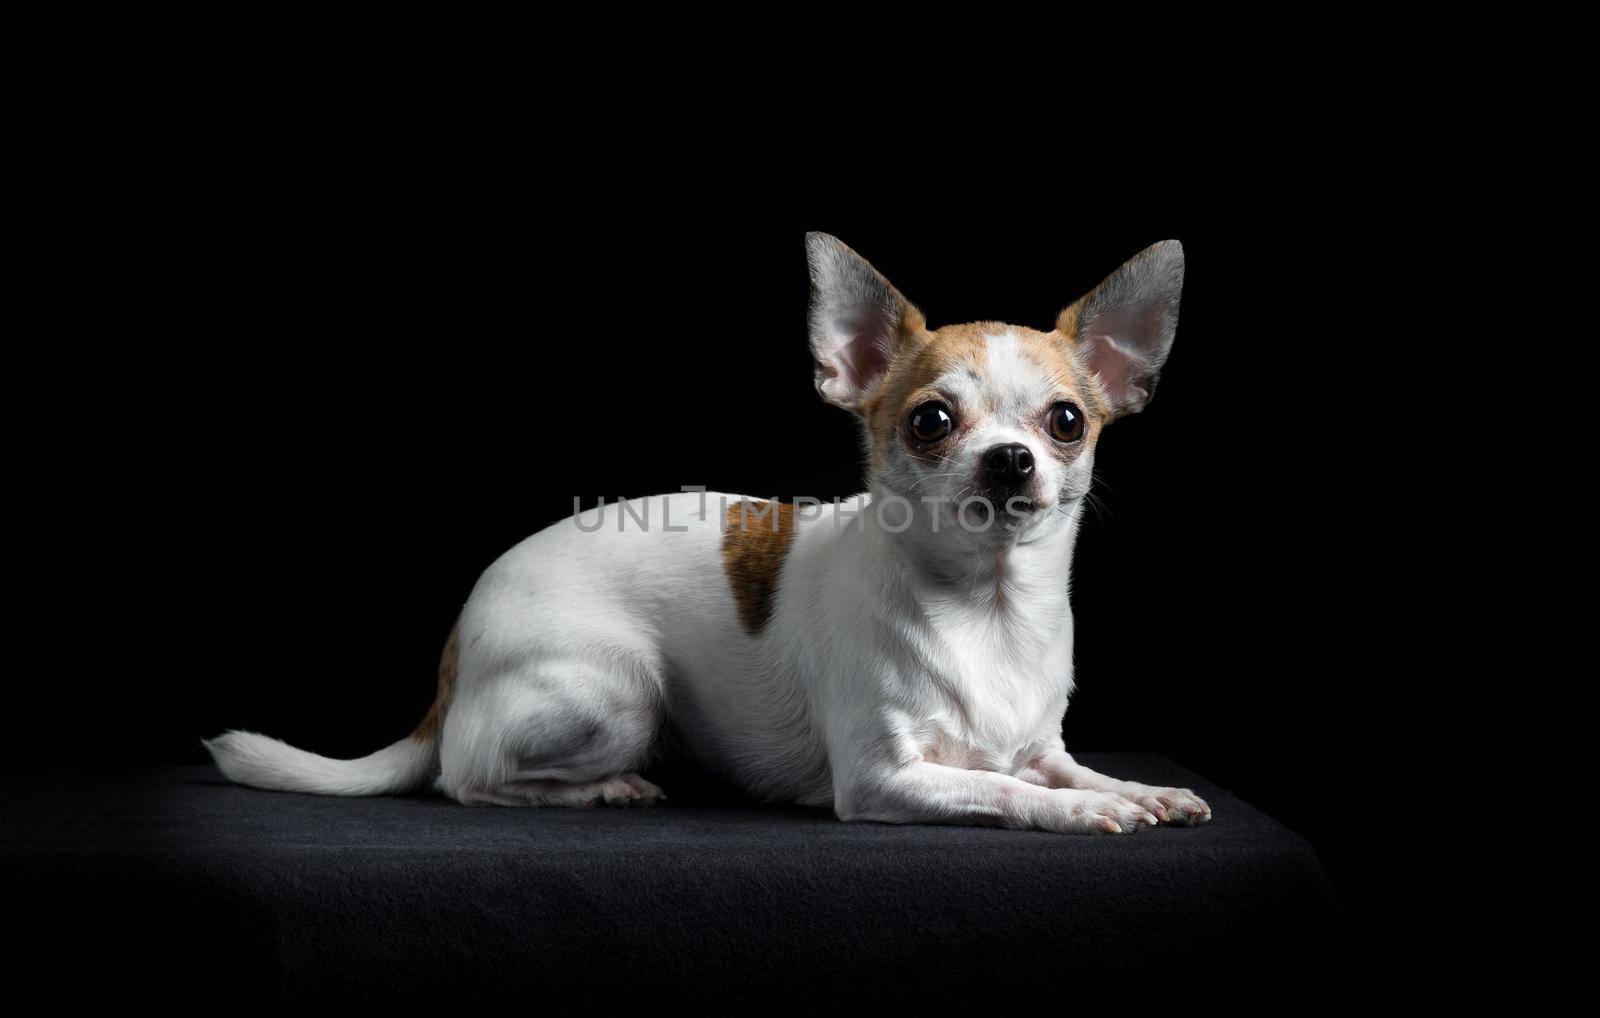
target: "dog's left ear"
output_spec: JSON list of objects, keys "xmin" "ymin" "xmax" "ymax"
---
[{"xmin": 1057, "ymin": 240, "xmax": 1185, "ymax": 417}]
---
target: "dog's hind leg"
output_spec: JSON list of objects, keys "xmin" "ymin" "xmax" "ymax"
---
[
  {"xmin": 459, "ymin": 773, "xmax": 665, "ymax": 808},
  {"xmin": 439, "ymin": 654, "xmax": 666, "ymax": 808}
]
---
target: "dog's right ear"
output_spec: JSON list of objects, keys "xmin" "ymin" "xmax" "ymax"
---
[{"xmin": 806, "ymin": 232, "xmax": 924, "ymax": 413}]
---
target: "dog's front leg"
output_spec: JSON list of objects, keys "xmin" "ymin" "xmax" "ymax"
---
[
  {"xmin": 1019, "ymin": 750, "xmax": 1212, "ymax": 826},
  {"xmin": 836, "ymin": 761, "xmax": 1159, "ymax": 835}
]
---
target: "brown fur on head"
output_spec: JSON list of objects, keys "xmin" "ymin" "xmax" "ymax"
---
[
  {"xmin": 860, "ymin": 322, "xmax": 1107, "ymax": 473},
  {"xmin": 805, "ymin": 233, "xmax": 1184, "ymax": 539}
]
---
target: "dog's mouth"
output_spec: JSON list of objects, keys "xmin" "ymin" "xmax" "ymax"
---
[
  {"xmin": 990, "ymin": 498, "xmax": 1046, "ymax": 531},
  {"xmin": 963, "ymin": 497, "xmax": 1035, "ymax": 522},
  {"xmin": 903, "ymin": 490, "xmax": 1061, "ymax": 532}
]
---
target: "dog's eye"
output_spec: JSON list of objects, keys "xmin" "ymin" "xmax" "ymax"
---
[
  {"xmin": 908, "ymin": 402, "xmax": 954, "ymax": 443},
  {"xmin": 1047, "ymin": 402, "xmax": 1085, "ymax": 443}
]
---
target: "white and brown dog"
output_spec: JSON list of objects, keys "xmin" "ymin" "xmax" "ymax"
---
[{"xmin": 207, "ymin": 233, "xmax": 1211, "ymax": 834}]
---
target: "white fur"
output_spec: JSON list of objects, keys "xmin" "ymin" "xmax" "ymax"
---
[
  {"xmin": 202, "ymin": 730, "xmax": 436, "ymax": 796},
  {"xmin": 206, "ymin": 236, "xmax": 1209, "ymax": 834}
]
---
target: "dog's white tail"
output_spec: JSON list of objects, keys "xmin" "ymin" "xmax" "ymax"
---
[
  {"xmin": 202, "ymin": 730, "xmax": 439, "ymax": 796},
  {"xmin": 205, "ymin": 623, "xmax": 460, "ymax": 796}
]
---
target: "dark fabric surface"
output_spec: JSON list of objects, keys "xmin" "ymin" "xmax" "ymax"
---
[{"xmin": 4, "ymin": 754, "xmax": 1339, "ymax": 1003}]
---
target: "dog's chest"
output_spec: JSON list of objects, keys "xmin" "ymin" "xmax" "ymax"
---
[{"xmin": 901, "ymin": 602, "xmax": 1074, "ymax": 769}]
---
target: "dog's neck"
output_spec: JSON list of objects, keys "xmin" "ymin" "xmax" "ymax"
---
[{"xmin": 858, "ymin": 481, "xmax": 1082, "ymax": 618}]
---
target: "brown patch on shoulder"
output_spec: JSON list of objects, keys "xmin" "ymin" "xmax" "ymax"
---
[
  {"xmin": 412, "ymin": 621, "xmax": 460, "ymax": 741},
  {"xmin": 721, "ymin": 499, "xmax": 797, "ymax": 634}
]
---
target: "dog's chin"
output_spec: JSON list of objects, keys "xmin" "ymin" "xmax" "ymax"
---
[
  {"xmin": 977, "ymin": 494, "xmax": 1051, "ymax": 536},
  {"xmin": 996, "ymin": 499, "xmax": 1038, "ymax": 524},
  {"xmin": 1003, "ymin": 490, "xmax": 1091, "ymax": 538}
]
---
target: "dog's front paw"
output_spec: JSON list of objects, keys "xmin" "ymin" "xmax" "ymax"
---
[
  {"xmin": 1058, "ymin": 791, "xmax": 1161, "ymax": 834},
  {"xmin": 1126, "ymin": 786, "xmax": 1211, "ymax": 826}
]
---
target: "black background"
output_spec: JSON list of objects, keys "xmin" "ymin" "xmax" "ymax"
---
[{"xmin": 14, "ymin": 92, "xmax": 1458, "ymax": 966}]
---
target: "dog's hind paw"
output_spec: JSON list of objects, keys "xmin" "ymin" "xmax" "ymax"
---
[
  {"xmin": 457, "ymin": 773, "xmax": 666, "ymax": 808},
  {"xmin": 605, "ymin": 773, "xmax": 667, "ymax": 807}
]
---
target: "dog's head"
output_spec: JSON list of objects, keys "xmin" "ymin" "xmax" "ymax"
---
[{"xmin": 806, "ymin": 232, "xmax": 1183, "ymax": 542}]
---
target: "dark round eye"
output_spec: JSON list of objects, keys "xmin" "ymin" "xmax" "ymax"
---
[
  {"xmin": 1047, "ymin": 402, "xmax": 1085, "ymax": 443},
  {"xmin": 908, "ymin": 402, "xmax": 954, "ymax": 443}
]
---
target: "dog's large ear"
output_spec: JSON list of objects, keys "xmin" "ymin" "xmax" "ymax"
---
[
  {"xmin": 806, "ymin": 232, "xmax": 925, "ymax": 413},
  {"xmin": 1057, "ymin": 240, "xmax": 1185, "ymax": 417}
]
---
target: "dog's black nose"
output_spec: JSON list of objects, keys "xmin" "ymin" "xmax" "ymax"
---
[{"xmin": 982, "ymin": 443, "xmax": 1035, "ymax": 487}]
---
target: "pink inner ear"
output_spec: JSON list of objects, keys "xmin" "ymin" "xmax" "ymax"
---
[
  {"xmin": 835, "ymin": 308, "xmax": 891, "ymax": 391},
  {"xmin": 842, "ymin": 330, "xmax": 890, "ymax": 390},
  {"xmin": 1082, "ymin": 333, "xmax": 1147, "ymax": 405}
]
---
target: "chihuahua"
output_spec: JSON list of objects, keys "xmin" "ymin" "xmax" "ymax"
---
[{"xmin": 206, "ymin": 233, "xmax": 1210, "ymax": 834}]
